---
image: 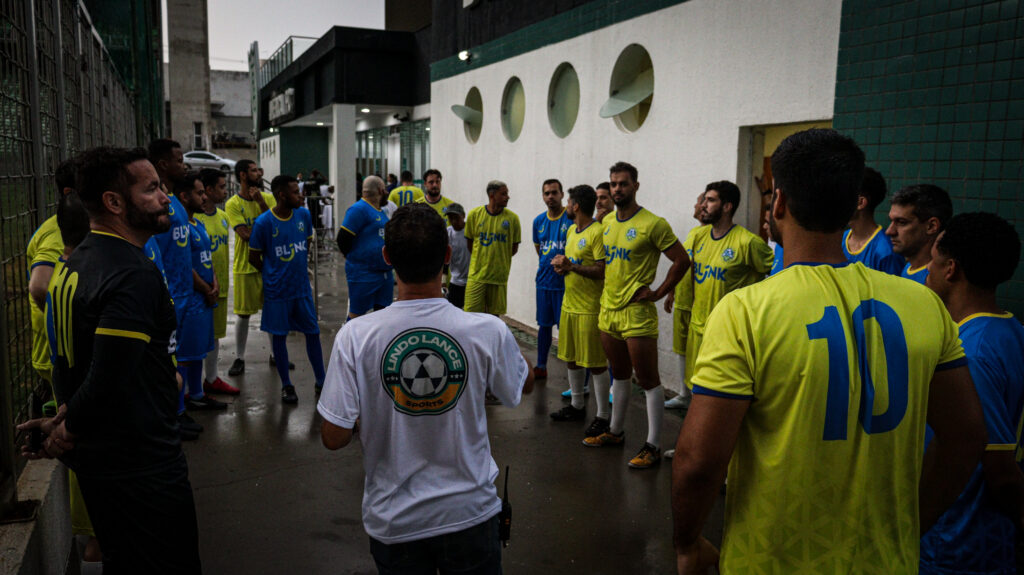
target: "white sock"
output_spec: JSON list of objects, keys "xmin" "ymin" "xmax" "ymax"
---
[
  {"xmin": 567, "ymin": 368, "xmax": 586, "ymax": 410},
  {"xmin": 204, "ymin": 345, "xmax": 220, "ymax": 382},
  {"xmin": 677, "ymin": 354, "xmax": 691, "ymax": 398},
  {"xmin": 646, "ymin": 385, "xmax": 665, "ymax": 449},
  {"xmin": 235, "ymin": 316, "xmax": 250, "ymax": 358},
  {"xmin": 593, "ymin": 371, "xmax": 611, "ymax": 419},
  {"xmin": 610, "ymin": 379, "xmax": 629, "ymax": 435}
]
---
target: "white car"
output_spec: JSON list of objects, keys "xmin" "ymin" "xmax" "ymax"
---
[{"xmin": 183, "ymin": 151, "xmax": 236, "ymax": 172}]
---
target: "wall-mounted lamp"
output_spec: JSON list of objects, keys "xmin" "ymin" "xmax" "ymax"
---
[{"xmin": 458, "ymin": 50, "xmax": 471, "ymax": 62}]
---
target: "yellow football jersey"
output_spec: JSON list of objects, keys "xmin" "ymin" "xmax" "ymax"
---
[
  {"xmin": 465, "ymin": 206, "xmax": 521, "ymax": 285},
  {"xmin": 225, "ymin": 192, "xmax": 276, "ymax": 274},
  {"xmin": 673, "ymin": 225, "xmax": 707, "ymax": 312},
  {"xmin": 388, "ymin": 185, "xmax": 425, "ymax": 207},
  {"xmin": 689, "ymin": 224, "xmax": 773, "ymax": 334},
  {"xmin": 562, "ymin": 221, "xmax": 604, "ymax": 314},
  {"xmin": 28, "ymin": 214, "xmax": 63, "ymax": 374},
  {"xmin": 600, "ymin": 208, "xmax": 678, "ymax": 311},
  {"xmin": 417, "ymin": 195, "xmax": 454, "ymax": 224},
  {"xmin": 692, "ymin": 262, "xmax": 966, "ymax": 574},
  {"xmin": 195, "ymin": 208, "xmax": 230, "ymax": 293}
]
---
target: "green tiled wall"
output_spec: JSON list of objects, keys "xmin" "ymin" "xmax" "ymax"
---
[
  {"xmin": 834, "ymin": 0, "xmax": 1024, "ymax": 316},
  {"xmin": 431, "ymin": 0, "xmax": 689, "ymax": 82}
]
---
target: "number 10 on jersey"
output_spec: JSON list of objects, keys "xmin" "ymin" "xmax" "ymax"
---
[{"xmin": 806, "ymin": 300, "xmax": 910, "ymax": 441}]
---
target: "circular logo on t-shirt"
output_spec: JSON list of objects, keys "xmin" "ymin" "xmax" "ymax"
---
[
  {"xmin": 502, "ymin": 220, "xmax": 510, "ymax": 229},
  {"xmin": 626, "ymin": 228, "xmax": 637, "ymax": 241},
  {"xmin": 577, "ymin": 237, "xmax": 587, "ymax": 249},
  {"xmin": 722, "ymin": 248, "xmax": 735, "ymax": 262},
  {"xmin": 380, "ymin": 328, "xmax": 468, "ymax": 416}
]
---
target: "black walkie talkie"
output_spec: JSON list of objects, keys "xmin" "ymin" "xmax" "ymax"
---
[{"xmin": 499, "ymin": 465, "xmax": 511, "ymax": 547}]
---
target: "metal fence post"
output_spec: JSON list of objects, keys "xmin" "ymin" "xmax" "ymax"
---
[
  {"xmin": 53, "ymin": 0, "xmax": 68, "ymax": 161},
  {"xmin": 26, "ymin": 0, "xmax": 46, "ymax": 230}
]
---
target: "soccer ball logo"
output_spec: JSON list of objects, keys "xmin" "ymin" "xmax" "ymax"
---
[
  {"xmin": 626, "ymin": 228, "xmax": 637, "ymax": 241},
  {"xmin": 400, "ymin": 349, "xmax": 448, "ymax": 397}
]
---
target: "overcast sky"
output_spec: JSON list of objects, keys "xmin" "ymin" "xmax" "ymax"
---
[{"xmin": 162, "ymin": 0, "xmax": 385, "ymax": 71}]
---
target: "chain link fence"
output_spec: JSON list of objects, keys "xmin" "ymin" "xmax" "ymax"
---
[{"xmin": 0, "ymin": 0, "xmax": 147, "ymax": 510}]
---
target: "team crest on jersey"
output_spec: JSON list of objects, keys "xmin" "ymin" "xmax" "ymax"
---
[
  {"xmin": 560, "ymin": 223, "xmax": 568, "ymax": 234},
  {"xmin": 722, "ymin": 248, "xmax": 735, "ymax": 262},
  {"xmin": 626, "ymin": 228, "xmax": 637, "ymax": 241},
  {"xmin": 577, "ymin": 237, "xmax": 587, "ymax": 249},
  {"xmin": 381, "ymin": 328, "xmax": 468, "ymax": 416},
  {"xmin": 298, "ymin": 221, "xmax": 305, "ymax": 233},
  {"xmin": 502, "ymin": 220, "xmax": 510, "ymax": 230}
]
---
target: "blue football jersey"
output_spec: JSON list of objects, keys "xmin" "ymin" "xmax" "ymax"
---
[
  {"xmin": 250, "ymin": 208, "xmax": 313, "ymax": 301},
  {"xmin": 901, "ymin": 263, "xmax": 929, "ymax": 285},
  {"xmin": 340, "ymin": 199, "xmax": 390, "ymax": 282},
  {"xmin": 533, "ymin": 209, "xmax": 571, "ymax": 290},
  {"xmin": 769, "ymin": 242, "xmax": 784, "ymax": 276},
  {"xmin": 920, "ymin": 312, "xmax": 1024, "ymax": 575},
  {"xmin": 187, "ymin": 219, "xmax": 216, "ymax": 313},
  {"xmin": 842, "ymin": 226, "xmax": 904, "ymax": 275},
  {"xmin": 152, "ymin": 195, "xmax": 192, "ymax": 299},
  {"xmin": 144, "ymin": 237, "xmax": 167, "ymax": 285}
]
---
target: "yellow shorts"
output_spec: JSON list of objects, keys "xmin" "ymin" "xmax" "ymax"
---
[
  {"xmin": 672, "ymin": 307, "xmax": 691, "ymax": 355},
  {"xmin": 69, "ymin": 469, "xmax": 94, "ymax": 536},
  {"xmin": 557, "ymin": 311, "xmax": 607, "ymax": 368},
  {"xmin": 598, "ymin": 301, "xmax": 658, "ymax": 340},
  {"xmin": 234, "ymin": 272, "xmax": 264, "ymax": 315},
  {"xmin": 684, "ymin": 325, "xmax": 705, "ymax": 389},
  {"xmin": 214, "ymin": 297, "xmax": 228, "ymax": 339},
  {"xmin": 464, "ymin": 280, "xmax": 506, "ymax": 316}
]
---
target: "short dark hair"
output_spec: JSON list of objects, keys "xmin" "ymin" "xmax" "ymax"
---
[
  {"xmin": 770, "ymin": 128, "xmax": 865, "ymax": 233},
  {"xmin": 75, "ymin": 146, "xmax": 151, "ymax": 215},
  {"xmin": 423, "ymin": 169, "xmax": 442, "ymax": 181},
  {"xmin": 543, "ymin": 178, "xmax": 563, "ymax": 193},
  {"xmin": 935, "ymin": 212, "xmax": 1020, "ymax": 289},
  {"xmin": 57, "ymin": 191, "xmax": 90, "ymax": 249},
  {"xmin": 609, "ymin": 161, "xmax": 638, "ymax": 182},
  {"xmin": 400, "ymin": 170, "xmax": 414, "ymax": 183},
  {"xmin": 147, "ymin": 138, "xmax": 181, "ymax": 164},
  {"xmin": 385, "ymin": 203, "xmax": 447, "ymax": 283},
  {"xmin": 199, "ymin": 168, "xmax": 225, "ymax": 189},
  {"xmin": 174, "ymin": 171, "xmax": 203, "ymax": 197},
  {"xmin": 271, "ymin": 174, "xmax": 297, "ymax": 196},
  {"xmin": 891, "ymin": 184, "xmax": 953, "ymax": 228},
  {"xmin": 235, "ymin": 159, "xmax": 255, "ymax": 183},
  {"xmin": 859, "ymin": 167, "xmax": 888, "ymax": 211},
  {"xmin": 596, "ymin": 181, "xmax": 610, "ymax": 192},
  {"xmin": 568, "ymin": 185, "xmax": 596, "ymax": 216},
  {"xmin": 486, "ymin": 180, "xmax": 507, "ymax": 195},
  {"xmin": 55, "ymin": 156, "xmax": 79, "ymax": 192},
  {"xmin": 706, "ymin": 180, "xmax": 741, "ymax": 214}
]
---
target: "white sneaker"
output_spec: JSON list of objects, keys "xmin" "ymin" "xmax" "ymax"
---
[
  {"xmin": 664, "ymin": 449, "xmax": 676, "ymax": 459},
  {"xmin": 664, "ymin": 395, "xmax": 691, "ymax": 409}
]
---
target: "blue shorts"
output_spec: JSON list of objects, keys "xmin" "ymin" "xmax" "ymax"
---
[
  {"xmin": 171, "ymin": 294, "xmax": 190, "ymax": 354},
  {"xmin": 536, "ymin": 288, "xmax": 564, "ymax": 327},
  {"xmin": 348, "ymin": 274, "xmax": 393, "ymax": 315},
  {"xmin": 261, "ymin": 296, "xmax": 320, "ymax": 335},
  {"xmin": 176, "ymin": 306, "xmax": 213, "ymax": 362}
]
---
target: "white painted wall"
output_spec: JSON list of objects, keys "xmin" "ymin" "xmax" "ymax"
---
[{"xmin": 430, "ymin": 0, "xmax": 841, "ymax": 392}]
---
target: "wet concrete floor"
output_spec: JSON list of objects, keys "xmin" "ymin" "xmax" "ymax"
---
[{"xmin": 183, "ymin": 243, "xmax": 724, "ymax": 574}]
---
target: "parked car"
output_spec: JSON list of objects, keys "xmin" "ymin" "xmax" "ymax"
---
[{"xmin": 183, "ymin": 151, "xmax": 236, "ymax": 172}]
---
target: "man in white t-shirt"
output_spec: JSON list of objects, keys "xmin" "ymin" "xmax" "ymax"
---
[
  {"xmin": 318, "ymin": 202, "xmax": 534, "ymax": 573},
  {"xmin": 444, "ymin": 202, "xmax": 469, "ymax": 309}
]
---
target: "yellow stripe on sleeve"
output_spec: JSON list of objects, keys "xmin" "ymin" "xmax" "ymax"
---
[
  {"xmin": 95, "ymin": 327, "xmax": 151, "ymax": 343},
  {"xmin": 986, "ymin": 444, "xmax": 1017, "ymax": 452}
]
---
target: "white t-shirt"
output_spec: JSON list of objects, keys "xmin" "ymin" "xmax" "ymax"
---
[
  {"xmin": 382, "ymin": 201, "xmax": 398, "ymax": 219},
  {"xmin": 447, "ymin": 226, "xmax": 470, "ymax": 287},
  {"xmin": 317, "ymin": 298, "xmax": 529, "ymax": 544}
]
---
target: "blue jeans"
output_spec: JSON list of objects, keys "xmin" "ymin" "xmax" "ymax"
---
[{"xmin": 369, "ymin": 515, "xmax": 502, "ymax": 575}]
